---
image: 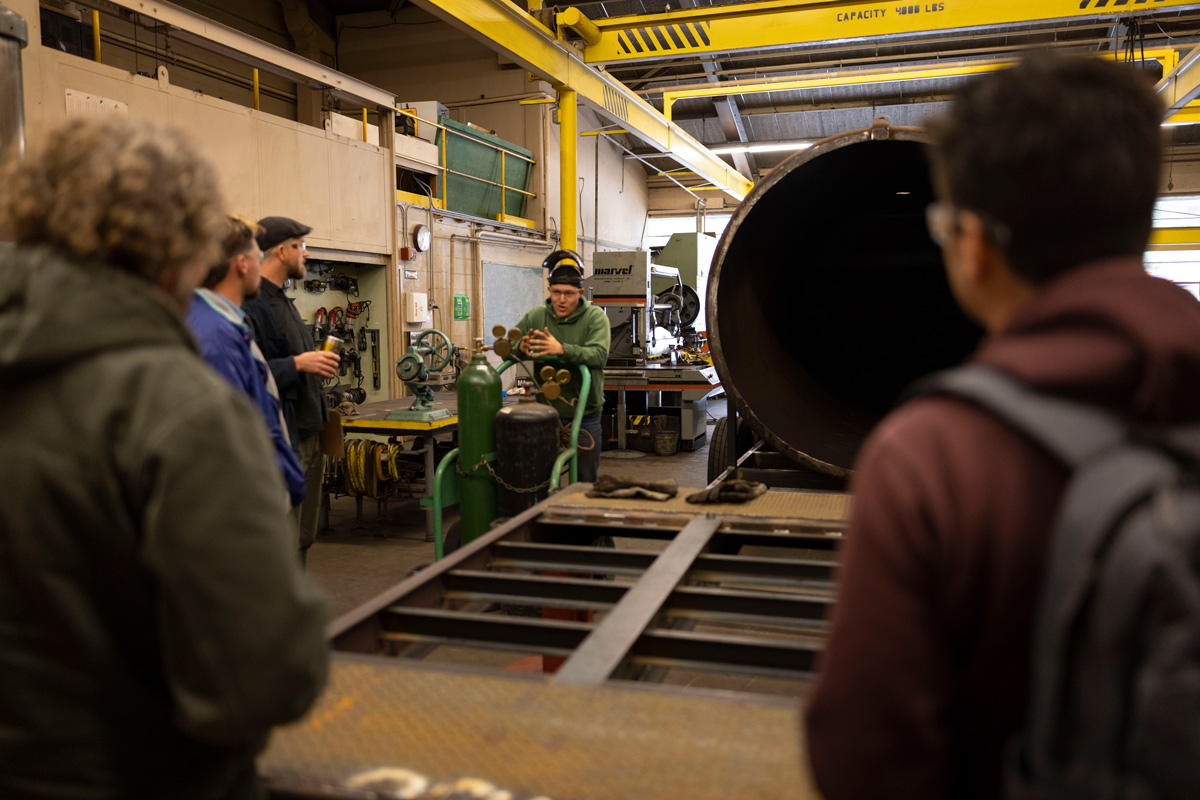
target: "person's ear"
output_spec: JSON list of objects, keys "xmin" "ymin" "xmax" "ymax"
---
[{"xmin": 955, "ymin": 211, "xmax": 997, "ymax": 287}]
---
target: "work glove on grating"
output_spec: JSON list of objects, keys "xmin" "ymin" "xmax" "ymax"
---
[
  {"xmin": 686, "ymin": 478, "xmax": 767, "ymax": 505},
  {"xmin": 587, "ymin": 475, "xmax": 679, "ymax": 501}
]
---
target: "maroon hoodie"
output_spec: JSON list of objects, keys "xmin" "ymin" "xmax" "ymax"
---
[{"xmin": 804, "ymin": 258, "xmax": 1200, "ymax": 800}]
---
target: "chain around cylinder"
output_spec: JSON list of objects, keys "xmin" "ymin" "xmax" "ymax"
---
[{"xmin": 456, "ymin": 456, "xmax": 551, "ymax": 494}]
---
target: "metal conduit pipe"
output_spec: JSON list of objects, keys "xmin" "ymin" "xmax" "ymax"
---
[
  {"xmin": 707, "ymin": 121, "xmax": 984, "ymax": 477},
  {"xmin": 0, "ymin": 3, "xmax": 29, "ymax": 162}
]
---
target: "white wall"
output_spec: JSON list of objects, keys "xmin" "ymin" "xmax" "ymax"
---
[{"xmin": 14, "ymin": 0, "xmax": 399, "ymax": 401}]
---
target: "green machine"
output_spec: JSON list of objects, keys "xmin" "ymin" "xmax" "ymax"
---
[
  {"xmin": 652, "ymin": 232, "xmax": 717, "ymax": 332},
  {"xmin": 387, "ymin": 329, "xmax": 454, "ymax": 421},
  {"xmin": 425, "ymin": 326, "xmax": 590, "ymax": 559}
]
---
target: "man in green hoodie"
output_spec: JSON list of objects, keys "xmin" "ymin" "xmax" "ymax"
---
[
  {"xmin": 516, "ymin": 249, "xmax": 611, "ymax": 483},
  {"xmin": 0, "ymin": 117, "xmax": 329, "ymax": 799}
]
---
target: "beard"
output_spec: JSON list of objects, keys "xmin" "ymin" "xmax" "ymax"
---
[{"xmin": 287, "ymin": 259, "xmax": 307, "ymax": 280}]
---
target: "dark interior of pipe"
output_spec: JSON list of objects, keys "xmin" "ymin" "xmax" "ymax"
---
[{"xmin": 714, "ymin": 139, "xmax": 984, "ymax": 470}]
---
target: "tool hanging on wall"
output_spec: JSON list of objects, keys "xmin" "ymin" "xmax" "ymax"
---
[
  {"xmin": 303, "ymin": 279, "xmax": 326, "ymax": 293},
  {"xmin": 313, "ymin": 307, "xmax": 329, "ymax": 344},
  {"xmin": 329, "ymin": 273, "xmax": 359, "ymax": 296},
  {"xmin": 328, "ymin": 306, "xmax": 350, "ymax": 341},
  {"xmin": 369, "ymin": 329, "xmax": 381, "ymax": 390},
  {"xmin": 347, "ymin": 300, "xmax": 371, "ymax": 321}
]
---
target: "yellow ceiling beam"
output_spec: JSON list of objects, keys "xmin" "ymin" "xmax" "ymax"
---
[
  {"xmin": 1158, "ymin": 44, "xmax": 1200, "ymax": 115},
  {"xmin": 407, "ymin": 0, "xmax": 753, "ymax": 200},
  {"xmin": 1149, "ymin": 227, "xmax": 1200, "ymax": 249},
  {"xmin": 663, "ymin": 61, "xmax": 1009, "ymax": 122},
  {"xmin": 585, "ymin": 0, "xmax": 1200, "ymax": 65},
  {"xmin": 557, "ymin": 8, "xmax": 602, "ymax": 46},
  {"xmin": 663, "ymin": 50, "xmax": 1181, "ymax": 121}
]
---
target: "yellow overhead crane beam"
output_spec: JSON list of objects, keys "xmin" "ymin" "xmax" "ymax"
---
[
  {"xmin": 661, "ymin": 49, "xmax": 1183, "ymax": 122},
  {"xmin": 1158, "ymin": 44, "xmax": 1200, "ymax": 115},
  {"xmin": 407, "ymin": 0, "xmax": 754, "ymax": 201},
  {"xmin": 584, "ymin": 0, "xmax": 1200, "ymax": 65}
]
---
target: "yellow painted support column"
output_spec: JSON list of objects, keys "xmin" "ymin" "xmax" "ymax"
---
[
  {"xmin": 559, "ymin": 88, "xmax": 577, "ymax": 252},
  {"xmin": 92, "ymin": 9, "xmax": 101, "ymax": 63},
  {"xmin": 362, "ymin": 108, "xmax": 369, "ymax": 142},
  {"xmin": 440, "ymin": 131, "xmax": 448, "ymax": 207},
  {"xmin": 252, "ymin": 68, "xmax": 260, "ymax": 110}
]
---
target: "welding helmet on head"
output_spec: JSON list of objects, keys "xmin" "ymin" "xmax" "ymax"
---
[{"xmin": 543, "ymin": 249, "xmax": 585, "ymax": 288}]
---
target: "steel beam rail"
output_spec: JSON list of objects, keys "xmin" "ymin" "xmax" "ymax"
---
[
  {"xmin": 583, "ymin": 0, "xmax": 1200, "ymax": 65},
  {"xmin": 660, "ymin": 51, "xmax": 1181, "ymax": 122},
  {"xmin": 406, "ymin": 0, "xmax": 753, "ymax": 200},
  {"xmin": 1158, "ymin": 44, "xmax": 1200, "ymax": 114},
  {"xmin": 378, "ymin": 607, "xmax": 819, "ymax": 679},
  {"xmin": 436, "ymin": 569, "xmax": 832, "ymax": 627},
  {"xmin": 554, "ymin": 514, "xmax": 721, "ymax": 686},
  {"xmin": 99, "ymin": 0, "xmax": 395, "ymax": 108},
  {"xmin": 488, "ymin": 541, "xmax": 837, "ymax": 588}
]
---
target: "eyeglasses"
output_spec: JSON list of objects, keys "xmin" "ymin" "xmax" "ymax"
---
[
  {"xmin": 550, "ymin": 289, "xmax": 581, "ymax": 300},
  {"xmin": 926, "ymin": 203, "xmax": 1011, "ymax": 248},
  {"xmin": 925, "ymin": 203, "xmax": 958, "ymax": 248},
  {"xmin": 286, "ymin": 242, "xmax": 307, "ymax": 251}
]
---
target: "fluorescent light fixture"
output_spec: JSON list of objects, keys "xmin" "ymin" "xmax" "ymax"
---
[
  {"xmin": 708, "ymin": 141, "xmax": 814, "ymax": 155},
  {"xmin": 1163, "ymin": 120, "xmax": 1198, "ymax": 127}
]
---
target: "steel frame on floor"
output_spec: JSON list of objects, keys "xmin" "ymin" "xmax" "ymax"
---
[{"xmin": 330, "ymin": 483, "xmax": 842, "ymax": 688}]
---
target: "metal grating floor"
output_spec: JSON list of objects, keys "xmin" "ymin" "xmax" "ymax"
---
[{"xmin": 261, "ymin": 655, "xmax": 819, "ymax": 800}]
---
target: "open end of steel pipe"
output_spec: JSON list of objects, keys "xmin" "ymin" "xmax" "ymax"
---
[{"xmin": 708, "ymin": 129, "xmax": 984, "ymax": 476}]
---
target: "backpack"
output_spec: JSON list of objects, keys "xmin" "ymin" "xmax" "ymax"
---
[{"xmin": 919, "ymin": 365, "xmax": 1200, "ymax": 800}]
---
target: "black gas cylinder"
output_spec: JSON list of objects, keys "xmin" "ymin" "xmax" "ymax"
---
[{"xmin": 495, "ymin": 401, "xmax": 560, "ymax": 517}]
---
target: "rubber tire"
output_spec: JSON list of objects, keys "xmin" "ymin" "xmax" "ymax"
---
[{"xmin": 706, "ymin": 415, "xmax": 756, "ymax": 484}]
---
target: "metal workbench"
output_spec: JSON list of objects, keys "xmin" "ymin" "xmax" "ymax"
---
[
  {"xmin": 604, "ymin": 363, "xmax": 720, "ymax": 451},
  {"xmin": 334, "ymin": 394, "xmax": 460, "ymax": 540}
]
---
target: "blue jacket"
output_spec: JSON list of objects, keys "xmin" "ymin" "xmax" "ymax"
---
[{"xmin": 188, "ymin": 290, "xmax": 307, "ymax": 506}]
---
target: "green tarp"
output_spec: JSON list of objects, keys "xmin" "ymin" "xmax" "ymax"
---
[{"xmin": 435, "ymin": 118, "xmax": 534, "ymax": 220}]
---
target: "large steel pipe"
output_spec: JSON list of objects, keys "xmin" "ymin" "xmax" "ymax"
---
[{"xmin": 708, "ymin": 122, "xmax": 983, "ymax": 476}]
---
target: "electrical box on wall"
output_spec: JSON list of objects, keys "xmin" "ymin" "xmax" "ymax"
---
[
  {"xmin": 453, "ymin": 294, "xmax": 471, "ymax": 320},
  {"xmin": 404, "ymin": 292, "xmax": 429, "ymax": 323}
]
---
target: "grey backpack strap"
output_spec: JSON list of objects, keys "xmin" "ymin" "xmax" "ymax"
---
[{"xmin": 913, "ymin": 365, "xmax": 1127, "ymax": 468}]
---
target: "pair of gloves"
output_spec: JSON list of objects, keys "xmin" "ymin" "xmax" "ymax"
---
[
  {"xmin": 587, "ymin": 475, "xmax": 678, "ymax": 501},
  {"xmin": 586, "ymin": 475, "xmax": 767, "ymax": 505},
  {"xmin": 685, "ymin": 479, "xmax": 767, "ymax": 505}
]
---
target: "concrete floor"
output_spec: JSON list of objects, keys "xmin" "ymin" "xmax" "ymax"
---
[{"xmin": 309, "ymin": 396, "xmax": 727, "ymax": 618}]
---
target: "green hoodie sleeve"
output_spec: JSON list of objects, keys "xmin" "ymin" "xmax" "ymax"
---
[
  {"xmin": 134, "ymin": 385, "xmax": 329, "ymax": 746},
  {"xmin": 559, "ymin": 304, "xmax": 611, "ymax": 369}
]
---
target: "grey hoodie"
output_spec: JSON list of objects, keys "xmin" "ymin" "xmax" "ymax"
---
[{"xmin": 0, "ymin": 247, "xmax": 330, "ymax": 799}]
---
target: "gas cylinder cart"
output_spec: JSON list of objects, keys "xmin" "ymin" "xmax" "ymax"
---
[{"xmin": 427, "ymin": 325, "xmax": 591, "ymax": 560}]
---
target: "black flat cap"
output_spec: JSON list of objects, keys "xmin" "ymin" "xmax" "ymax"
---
[{"xmin": 257, "ymin": 216, "xmax": 313, "ymax": 252}]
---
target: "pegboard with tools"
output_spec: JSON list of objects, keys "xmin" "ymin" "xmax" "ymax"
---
[{"xmin": 286, "ymin": 257, "xmax": 391, "ymax": 407}]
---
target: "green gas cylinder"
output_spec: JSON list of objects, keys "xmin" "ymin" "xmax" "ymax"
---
[{"xmin": 457, "ymin": 337, "xmax": 501, "ymax": 544}]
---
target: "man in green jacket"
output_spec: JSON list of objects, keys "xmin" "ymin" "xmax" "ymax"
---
[
  {"xmin": 0, "ymin": 118, "xmax": 329, "ymax": 799},
  {"xmin": 517, "ymin": 249, "xmax": 611, "ymax": 483}
]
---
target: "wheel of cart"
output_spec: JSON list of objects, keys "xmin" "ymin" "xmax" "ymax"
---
[{"xmin": 706, "ymin": 409, "xmax": 758, "ymax": 485}]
